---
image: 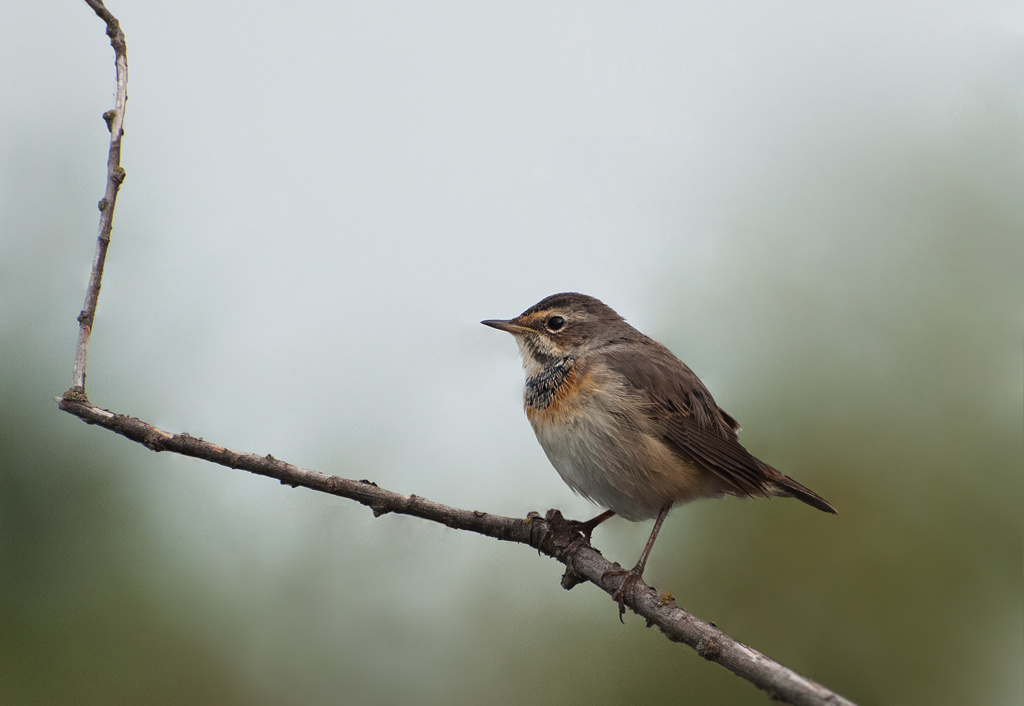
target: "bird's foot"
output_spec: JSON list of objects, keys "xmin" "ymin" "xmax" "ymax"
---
[{"xmin": 602, "ymin": 565, "xmax": 647, "ymax": 622}]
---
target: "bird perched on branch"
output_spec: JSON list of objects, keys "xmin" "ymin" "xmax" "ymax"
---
[{"xmin": 482, "ymin": 292, "xmax": 836, "ymax": 615}]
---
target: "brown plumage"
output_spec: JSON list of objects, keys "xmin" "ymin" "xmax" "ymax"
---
[
  {"xmin": 600, "ymin": 341, "xmax": 836, "ymax": 513},
  {"xmin": 483, "ymin": 292, "xmax": 836, "ymax": 614}
]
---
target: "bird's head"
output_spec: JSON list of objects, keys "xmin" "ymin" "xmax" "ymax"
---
[{"xmin": 482, "ymin": 292, "xmax": 631, "ymax": 373}]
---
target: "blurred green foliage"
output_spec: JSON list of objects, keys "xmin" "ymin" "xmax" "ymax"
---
[{"xmin": 0, "ymin": 350, "xmax": 263, "ymax": 705}]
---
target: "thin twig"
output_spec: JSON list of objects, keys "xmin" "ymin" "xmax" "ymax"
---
[
  {"xmin": 61, "ymin": 4, "xmax": 857, "ymax": 705},
  {"xmin": 72, "ymin": 0, "xmax": 128, "ymax": 394}
]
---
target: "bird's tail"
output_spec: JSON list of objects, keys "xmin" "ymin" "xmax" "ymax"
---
[{"xmin": 769, "ymin": 470, "xmax": 838, "ymax": 515}]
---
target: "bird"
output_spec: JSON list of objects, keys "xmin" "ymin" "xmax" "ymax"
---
[{"xmin": 482, "ymin": 292, "xmax": 836, "ymax": 615}]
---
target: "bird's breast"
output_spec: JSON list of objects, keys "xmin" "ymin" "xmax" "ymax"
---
[{"xmin": 524, "ymin": 360, "xmax": 699, "ymax": 520}]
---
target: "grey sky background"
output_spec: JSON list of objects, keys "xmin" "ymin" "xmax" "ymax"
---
[{"xmin": 1, "ymin": 1, "xmax": 1022, "ymax": 705}]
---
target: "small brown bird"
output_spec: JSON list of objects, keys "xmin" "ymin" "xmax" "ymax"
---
[{"xmin": 482, "ymin": 292, "xmax": 836, "ymax": 613}]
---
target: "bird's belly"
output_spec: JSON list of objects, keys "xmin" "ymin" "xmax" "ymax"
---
[{"xmin": 527, "ymin": 391, "xmax": 709, "ymax": 521}]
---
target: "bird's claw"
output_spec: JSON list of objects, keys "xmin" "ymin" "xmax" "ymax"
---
[{"xmin": 603, "ymin": 566, "xmax": 646, "ymax": 622}]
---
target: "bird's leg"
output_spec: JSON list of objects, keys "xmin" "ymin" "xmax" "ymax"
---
[
  {"xmin": 540, "ymin": 508, "xmax": 616, "ymax": 551},
  {"xmin": 604, "ymin": 504, "xmax": 671, "ymax": 621},
  {"xmin": 575, "ymin": 509, "xmax": 616, "ymax": 542}
]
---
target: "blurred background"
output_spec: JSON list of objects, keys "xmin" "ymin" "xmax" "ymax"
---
[{"xmin": 1, "ymin": 1, "xmax": 1021, "ymax": 704}]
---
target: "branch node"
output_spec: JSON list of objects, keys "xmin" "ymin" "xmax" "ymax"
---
[
  {"xmin": 98, "ymin": 198, "xmax": 108, "ymax": 211},
  {"xmin": 142, "ymin": 429, "xmax": 169, "ymax": 451},
  {"xmin": 696, "ymin": 639, "xmax": 722, "ymax": 661},
  {"xmin": 102, "ymin": 110, "xmax": 116, "ymax": 131},
  {"xmin": 523, "ymin": 511, "xmax": 546, "ymax": 555},
  {"xmin": 359, "ymin": 479, "xmax": 378, "ymax": 487},
  {"xmin": 62, "ymin": 386, "xmax": 89, "ymax": 403},
  {"xmin": 371, "ymin": 504, "xmax": 391, "ymax": 518},
  {"xmin": 112, "ymin": 166, "xmax": 126, "ymax": 184},
  {"xmin": 560, "ymin": 568, "xmax": 587, "ymax": 591},
  {"xmin": 538, "ymin": 509, "xmax": 596, "ymax": 589}
]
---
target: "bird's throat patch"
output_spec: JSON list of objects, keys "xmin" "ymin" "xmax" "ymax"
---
[{"xmin": 524, "ymin": 357, "xmax": 575, "ymax": 411}]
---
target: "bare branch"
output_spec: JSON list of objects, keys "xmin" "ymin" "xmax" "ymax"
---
[
  {"xmin": 57, "ymin": 396, "xmax": 854, "ymax": 706},
  {"xmin": 61, "ymin": 4, "xmax": 857, "ymax": 705},
  {"xmin": 72, "ymin": 0, "xmax": 128, "ymax": 394}
]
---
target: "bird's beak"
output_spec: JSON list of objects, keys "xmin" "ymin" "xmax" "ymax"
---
[{"xmin": 481, "ymin": 319, "xmax": 531, "ymax": 335}]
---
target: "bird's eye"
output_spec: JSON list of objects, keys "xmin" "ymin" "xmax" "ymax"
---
[{"xmin": 546, "ymin": 316, "xmax": 565, "ymax": 332}]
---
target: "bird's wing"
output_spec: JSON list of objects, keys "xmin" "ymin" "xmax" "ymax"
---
[{"xmin": 602, "ymin": 341, "xmax": 775, "ymax": 498}]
